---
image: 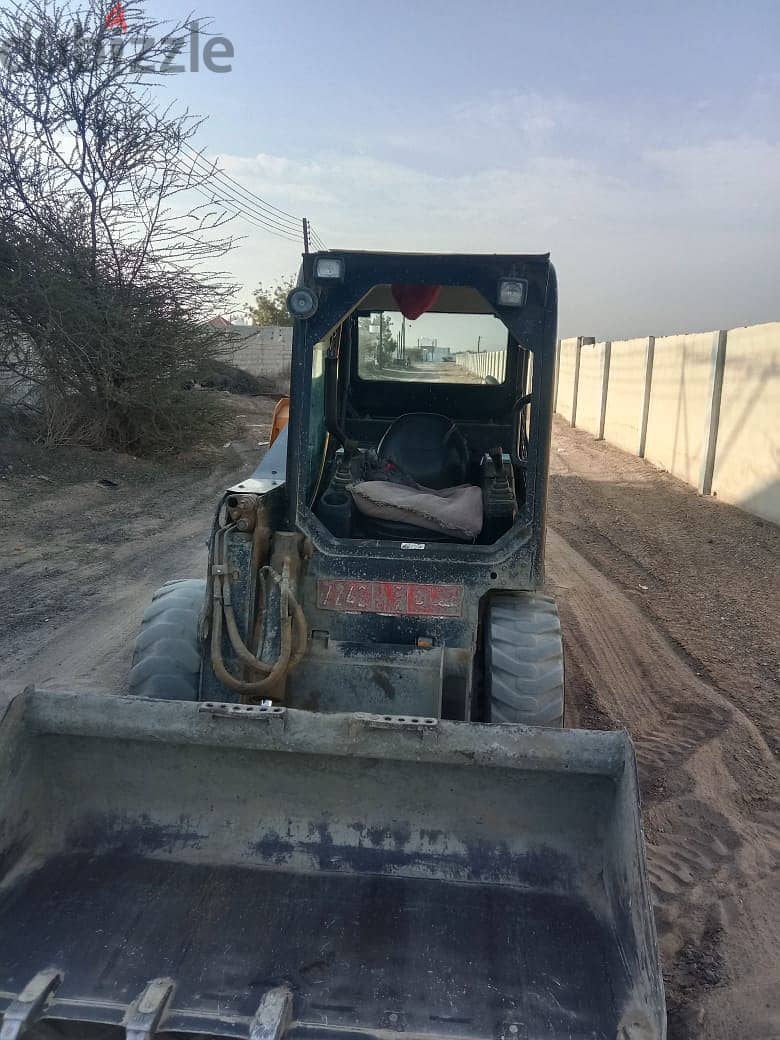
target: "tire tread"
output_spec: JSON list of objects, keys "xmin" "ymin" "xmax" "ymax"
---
[
  {"xmin": 486, "ymin": 593, "xmax": 565, "ymax": 727},
  {"xmin": 129, "ymin": 578, "xmax": 206, "ymax": 701}
]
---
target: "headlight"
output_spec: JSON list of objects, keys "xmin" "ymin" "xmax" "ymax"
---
[
  {"xmin": 314, "ymin": 256, "xmax": 345, "ymax": 282},
  {"xmin": 497, "ymin": 278, "xmax": 527, "ymax": 308},
  {"xmin": 287, "ymin": 286, "xmax": 319, "ymax": 319}
]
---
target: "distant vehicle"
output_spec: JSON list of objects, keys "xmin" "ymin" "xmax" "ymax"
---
[{"xmin": 442, "ymin": 354, "xmax": 455, "ymax": 362}]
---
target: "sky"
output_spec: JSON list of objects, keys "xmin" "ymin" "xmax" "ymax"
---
[{"xmin": 148, "ymin": 0, "xmax": 780, "ymax": 339}]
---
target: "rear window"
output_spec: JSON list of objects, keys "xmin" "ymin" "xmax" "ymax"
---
[{"xmin": 357, "ymin": 309, "xmax": 508, "ymax": 385}]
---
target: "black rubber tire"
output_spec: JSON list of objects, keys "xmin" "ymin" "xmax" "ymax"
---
[
  {"xmin": 129, "ymin": 578, "xmax": 206, "ymax": 700},
  {"xmin": 485, "ymin": 594, "xmax": 565, "ymax": 727}
]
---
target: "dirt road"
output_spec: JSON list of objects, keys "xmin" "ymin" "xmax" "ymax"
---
[
  {"xmin": 0, "ymin": 407, "xmax": 777, "ymax": 1039},
  {"xmin": 361, "ymin": 359, "xmax": 484, "ymax": 383},
  {"xmin": 0, "ymin": 397, "xmax": 276, "ymax": 692},
  {"xmin": 548, "ymin": 418, "xmax": 779, "ymax": 1040}
]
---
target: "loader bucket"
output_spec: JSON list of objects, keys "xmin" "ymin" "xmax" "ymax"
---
[{"xmin": 0, "ymin": 690, "xmax": 664, "ymax": 1040}]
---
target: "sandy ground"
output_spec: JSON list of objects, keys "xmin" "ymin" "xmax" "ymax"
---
[
  {"xmin": 548, "ymin": 418, "xmax": 779, "ymax": 1040},
  {"xmin": 0, "ymin": 405, "xmax": 777, "ymax": 1039},
  {"xmin": 0, "ymin": 396, "xmax": 277, "ymax": 692}
]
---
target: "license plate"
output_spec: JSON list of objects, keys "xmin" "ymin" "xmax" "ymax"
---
[{"xmin": 317, "ymin": 580, "xmax": 464, "ymax": 618}]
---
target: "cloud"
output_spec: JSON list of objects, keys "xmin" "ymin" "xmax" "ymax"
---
[
  {"xmin": 212, "ymin": 103, "xmax": 779, "ymax": 339},
  {"xmin": 452, "ymin": 91, "xmax": 575, "ymax": 138},
  {"xmin": 643, "ymin": 138, "xmax": 780, "ymax": 226}
]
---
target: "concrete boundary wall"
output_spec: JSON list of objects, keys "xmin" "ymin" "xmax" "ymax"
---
[
  {"xmin": 711, "ymin": 323, "xmax": 779, "ymax": 521},
  {"xmin": 643, "ymin": 331, "xmax": 713, "ymax": 485},
  {"xmin": 457, "ymin": 350, "xmax": 506, "ymax": 382},
  {"xmin": 556, "ymin": 339, "xmax": 579, "ymax": 423},
  {"xmin": 554, "ymin": 321, "xmax": 780, "ymax": 525},
  {"xmin": 601, "ymin": 337, "xmax": 652, "ymax": 455},
  {"xmin": 230, "ymin": 326, "xmax": 292, "ymax": 382},
  {"xmin": 574, "ymin": 340, "xmax": 606, "ymax": 437}
]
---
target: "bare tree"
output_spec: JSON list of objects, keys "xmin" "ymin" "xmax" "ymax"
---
[{"xmin": 0, "ymin": 0, "xmax": 241, "ymax": 452}]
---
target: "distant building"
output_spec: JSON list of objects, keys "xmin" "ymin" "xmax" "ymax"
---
[{"xmin": 422, "ymin": 345, "xmax": 453, "ymax": 363}]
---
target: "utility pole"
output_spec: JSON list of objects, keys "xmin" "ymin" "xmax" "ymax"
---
[
  {"xmin": 477, "ymin": 335, "xmax": 481, "ymax": 353},
  {"xmin": 302, "ymin": 217, "xmax": 310, "ymax": 254}
]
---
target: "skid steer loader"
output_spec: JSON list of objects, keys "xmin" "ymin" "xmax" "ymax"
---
[{"xmin": 0, "ymin": 252, "xmax": 665, "ymax": 1039}]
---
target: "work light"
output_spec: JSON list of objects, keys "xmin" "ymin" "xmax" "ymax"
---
[
  {"xmin": 314, "ymin": 257, "xmax": 345, "ymax": 282},
  {"xmin": 497, "ymin": 278, "xmax": 527, "ymax": 308},
  {"xmin": 287, "ymin": 286, "xmax": 319, "ymax": 319}
]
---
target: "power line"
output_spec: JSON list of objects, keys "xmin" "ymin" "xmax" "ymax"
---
[
  {"xmin": 309, "ymin": 226, "xmax": 327, "ymax": 251},
  {"xmin": 193, "ymin": 191, "xmax": 301, "ymax": 242},
  {"xmin": 189, "ymin": 178, "xmax": 301, "ymax": 240},
  {"xmin": 189, "ymin": 185, "xmax": 302, "ymax": 243},
  {"xmin": 183, "ymin": 150, "xmax": 302, "ymax": 235},
  {"xmin": 131, "ymin": 91, "xmax": 310, "ymax": 244},
  {"xmin": 308, "ymin": 223, "xmax": 326, "ymax": 250},
  {"xmin": 184, "ymin": 143, "xmax": 302, "ymax": 223},
  {"xmin": 183, "ymin": 162, "xmax": 302, "ymax": 239},
  {"xmin": 191, "ymin": 174, "xmax": 327, "ymax": 257},
  {"xmin": 182, "ymin": 143, "xmax": 303, "ymax": 229},
  {"xmin": 187, "ymin": 159, "xmax": 302, "ymax": 234}
]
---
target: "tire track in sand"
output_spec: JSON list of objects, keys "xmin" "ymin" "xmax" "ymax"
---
[{"xmin": 546, "ymin": 528, "xmax": 780, "ymax": 1040}]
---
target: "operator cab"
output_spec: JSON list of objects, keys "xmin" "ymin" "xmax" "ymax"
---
[
  {"xmin": 284, "ymin": 252, "xmax": 555, "ymax": 554},
  {"xmin": 309, "ymin": 283, "xmax": 531, "ymax": 545}
]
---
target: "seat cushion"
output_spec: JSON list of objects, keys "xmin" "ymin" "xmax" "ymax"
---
[{"xmin": 351, "ymin": 481, "xmax": 483, "ymax": 541}]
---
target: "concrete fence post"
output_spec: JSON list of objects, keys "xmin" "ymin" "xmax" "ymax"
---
[
  {"xmin": 597, "ymin": 341, "xmax": 611, "ymax": 440},
  {"xmin": 553, "ymin": 338, "xmax": 561, "ymax": 412},
  {"xmin": 698, "ymin": 329, "xmax": 728, "ymax": 496},
  {"xmin": 571, "ymin": 337, "xmax": 583, "ymax": 428},
  {"xmin": 638, "ymin": 336, "xmax": 655, "ymax": 458}
]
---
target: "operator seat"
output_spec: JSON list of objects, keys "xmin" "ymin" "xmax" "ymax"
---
[
  {"xmin": 354, "ymin": 413, "xmax": 476, "ymax": 542},
  {"xmin": 378, "ymin": 412, "xmax": 469, "ymax": 489}
]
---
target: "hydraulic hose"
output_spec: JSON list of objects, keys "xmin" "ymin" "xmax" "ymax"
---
[
  {"xmin": 257, "ymin": 560, "xmax": 307, "ymax": 676},
  {"xmin": 287, "ymin": 587, "xmax": 308, "ymax": 674},
  {"xmin": 209, "ymin": 525, "xmax": 307, "ymax": 700},
  {"xmin": 511, "ymin": 392, "xmax": 533, "ymax": 471},
  {"xmin": 210, "ymin": 597, "xmax": 292, "ymax": 698},
  {"xmin": 220, "ymin": 527, "xmax": 272, "ymax": 675}
]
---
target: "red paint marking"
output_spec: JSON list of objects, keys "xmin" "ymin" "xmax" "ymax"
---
[
  {"xmin": 105, "ymin": 2, "xmax": 128, "ymax": 32},
  {"xmin": 317, "ymin": 580, "xmax": 464, "ymax": 618}
]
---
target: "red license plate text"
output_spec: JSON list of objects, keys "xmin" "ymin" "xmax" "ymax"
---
[{"xmin": 317, "ymin": 580, "xmax": 464, "ymax": 618}]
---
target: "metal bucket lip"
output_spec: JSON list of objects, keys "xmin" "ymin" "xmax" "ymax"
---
[
  {"xmin": 0, "ymin": 689, "xmax": 663, "ymax": 1040},
  {"xmin": 15, "ymin": 688, "xmax": 632, "ymax": 778}
]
